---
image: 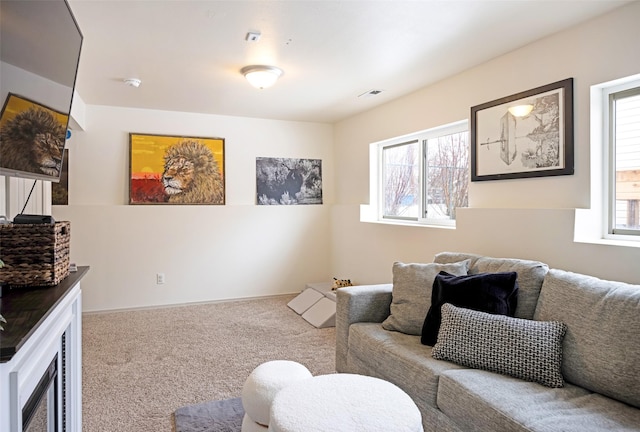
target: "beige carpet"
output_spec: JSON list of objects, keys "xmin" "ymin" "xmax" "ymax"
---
[{"xmin": 82, "ymin": 295, "xmax": 336, "ymax": 432}]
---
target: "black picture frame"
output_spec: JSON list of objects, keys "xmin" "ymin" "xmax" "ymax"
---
[{"xmin": 470, "ymin": 78, "xmax": 574, "ymax": 181}]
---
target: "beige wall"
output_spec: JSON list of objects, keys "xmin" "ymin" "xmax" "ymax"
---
[
  {"xmin": 53, "ymin": 106, "xmax": 334, "ymax": 311},
  {"xmin": 331, "ymin": 2, "xmax": 640, "ymax": 286},
  {"xmin": 6, "ymin": 3, "xmax": 639, "ymax": 312}
]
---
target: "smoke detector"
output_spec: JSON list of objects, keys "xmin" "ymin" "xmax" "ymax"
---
[
  {"xmin": 124, "ymin": 78, "xmax": 142, "ymax": 88},
  {"xmin": 246, "ymin": 31, "xmax": 261, "ymax": 42},
  {"xmin": 358, "ymin": 89, "xmax": 384, "ymax": 98}
]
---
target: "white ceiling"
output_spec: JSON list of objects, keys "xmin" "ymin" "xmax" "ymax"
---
[{"xmin": 68, "ymin": 0, "xmax": 630, "ymax": 124}]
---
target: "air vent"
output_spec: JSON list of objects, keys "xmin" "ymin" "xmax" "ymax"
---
[{"xmin": 358, "ymin": 89, "xmax": 384, "ymax": 98}]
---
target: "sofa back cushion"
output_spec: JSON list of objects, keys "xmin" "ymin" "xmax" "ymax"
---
[
  {"xmin": 434, "ymin": 252, "xmax": 548, "ymax": 319},
  {"xmin": 534, "ymin": 269, "xmax": 640, "ymax": 408}
]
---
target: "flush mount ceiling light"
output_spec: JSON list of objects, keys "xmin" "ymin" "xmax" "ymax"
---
[
  {"xmin": 240, "ymin": 65, "xmax": 283, "ymax": 89},
  {"xmin": 507, "ymin": 104, "xmax": 533, "ymax": 117}
]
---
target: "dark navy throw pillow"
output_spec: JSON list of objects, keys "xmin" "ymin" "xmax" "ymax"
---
[{"xmin": 421, "ymin": 271, "xmax": 518, "ymax": 346}]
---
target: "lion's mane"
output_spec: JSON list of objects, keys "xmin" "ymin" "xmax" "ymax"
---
[
  {"xmin": 162, "ymin": 140, "xmax": 224, "ymax": 204},
  {"xmin": 0, "ymin": 107, "xmax": 65, "ymax": 176}
]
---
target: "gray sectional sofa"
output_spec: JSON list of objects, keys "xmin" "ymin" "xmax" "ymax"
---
[{"xmin": 335, "ymin": 252, "xmax": 640, "ymax": 432}]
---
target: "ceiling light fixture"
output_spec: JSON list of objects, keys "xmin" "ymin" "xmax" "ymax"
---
[
  {"xmin": 241, "ymin": 65, "xmax": 283, "ymax": 89},
  {"xmin": 507, "ymin": 104, "xmax": 533, "ymax": 117}
]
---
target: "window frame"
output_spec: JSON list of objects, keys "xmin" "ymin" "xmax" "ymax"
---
[
  {"xmin": 380, "ymin": 138, "xmax": 422, "ymax": 221},
  {"xmin": 374, "ymin": 120, "xmax": 469, "ymax": 227},
  {"xmin": 604, "ymin": 81, "xmax": 640, "ymax": 240}
]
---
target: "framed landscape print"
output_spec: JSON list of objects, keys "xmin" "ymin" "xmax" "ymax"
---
[
  {"xmin": 129, "ymin": 133, "xmax": 225, "ymax": 204},
  {"xmin": 471, "ymin": 78, "xmax": 574, "ymax": 181},
  {"xmin": 256, "ymin": 157, "xmax": 323, "ymax": 205}
]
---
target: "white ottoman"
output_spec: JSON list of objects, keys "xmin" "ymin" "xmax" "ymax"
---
[
  {"xmin": 268, "ymin": 373, "xmax": 423, "ymax": 432},
  {"xmin": 241, "ymin": 360, "xmax": 313, "ymax": 428}
]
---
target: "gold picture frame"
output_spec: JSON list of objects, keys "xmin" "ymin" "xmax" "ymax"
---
[{"xmin": 129, "ymin": 133, "xmax": 225, "ymax": 205}]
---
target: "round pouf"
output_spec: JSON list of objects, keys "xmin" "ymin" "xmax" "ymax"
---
[
  {"xmin": 268, "ymin": 373, "xmax": 423, "ymax": 432},
  {"xmin": 242, "ymin": 360, "xmax": 313, "ymax": 427}
]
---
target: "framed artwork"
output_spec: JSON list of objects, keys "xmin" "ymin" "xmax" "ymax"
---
[
  {"xmin": 471, "ymin": 78, "xmax": 574, "ymax": 181},
  {"xmin": 256, "ymin": 157, "xmax": 323, "ymax": 205},
  {"xmin": 0, "ymin": 93, "xmax": 69, "ymax": 180},
  {"xmin": 129, "ymin": 133, "xmax": 225, "ymax": 204}
]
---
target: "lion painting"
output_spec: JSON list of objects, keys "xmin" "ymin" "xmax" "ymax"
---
[
  {"xmin": 0, "ymin": 107, "xmax": 66, "ymax": 177},
  {"xmin": 161, "ymin": 139, "xmax": 224, "ymax": 204}
]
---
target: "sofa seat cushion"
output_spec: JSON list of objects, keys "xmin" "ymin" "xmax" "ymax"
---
[
  {"xmin": 346, "ymin": 323, "xmax": 466, "ymax": 409},
  {"xmin": 534, "ymin": 269, "xmax": 640, "ymax": 408},
  {"xmin": 438, "ymin": 369, "xmax": 640, "ymax": 432}
]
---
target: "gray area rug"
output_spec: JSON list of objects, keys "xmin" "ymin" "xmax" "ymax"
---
[{"xmin": 175, "ymin": 397, "xmax": 244, "ymax": 432}]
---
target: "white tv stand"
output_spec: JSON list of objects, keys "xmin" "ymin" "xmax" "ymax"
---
[{"xmin": 0, "ymin": 267, "xmax": 88, "ymax": 432}]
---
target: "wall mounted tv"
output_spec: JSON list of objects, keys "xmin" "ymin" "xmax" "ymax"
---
[{"xmin": 0, "ymin": 0, "xmax": 83, "ymax": 182}]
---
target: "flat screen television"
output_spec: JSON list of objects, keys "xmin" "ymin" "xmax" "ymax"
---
[{"xmin": 0, "ymin": 0, "xmax": 83, "ymax": 182}]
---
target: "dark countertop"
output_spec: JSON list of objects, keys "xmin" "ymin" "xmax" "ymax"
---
[{"xmin": 0, "ymin": 266, "xmax": 89, "ymax": 362}]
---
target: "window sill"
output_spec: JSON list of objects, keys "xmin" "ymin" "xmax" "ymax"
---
[
  {"xmin": 359, "ymin": 205, "xmax": 456, "ymax": 229},
  {"xmin": 574, "ymin": 236, "xmax": 640, "ymax": 249},
  {"xmin": 574, "ymin": 208, "xmax": 640, "ymax": 249}
]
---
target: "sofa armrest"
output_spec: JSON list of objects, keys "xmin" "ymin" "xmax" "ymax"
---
[{"xmin": 335, "ymin": 284, "xmax": 393, "ymax": 372}]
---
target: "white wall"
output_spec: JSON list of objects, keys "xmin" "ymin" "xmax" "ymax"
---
[
  {"xmin": 1, "ymin": 62, "xmax": 73, "ymax": 114},
  {"xmin": 16, "ymin": 2, "xmax": 640, "ymax": 312},
  {"xmin": 331, "ymin": 2, "xmax": 640, "ymax": 286},
  {"xmin": 53, "ymin": 106, "xmax": 334, "ymax": 312}
]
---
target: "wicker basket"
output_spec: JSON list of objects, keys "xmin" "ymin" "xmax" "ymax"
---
[{"xmin": 0, "ymin": 221, "xmax": 70, "ymax": 287}]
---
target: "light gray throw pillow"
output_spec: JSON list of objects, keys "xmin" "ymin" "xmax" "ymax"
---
[
  {"xmin": 433, "ymin": 304, "xmax": 567, "ymax": 388},
  {"xmin": 381, "ymin": 260, "xmax": 470, "ymax": 335}
]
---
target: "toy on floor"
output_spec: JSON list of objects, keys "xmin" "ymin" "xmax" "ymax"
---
[{"xmin": 332, "ymin": 277, "xmax": 353, "ymax": 291}]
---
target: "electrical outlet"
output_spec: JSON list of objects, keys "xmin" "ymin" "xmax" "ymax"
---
[{"xmin": 156, "ymin": 273, "xmax": 165, "ymax": 284}]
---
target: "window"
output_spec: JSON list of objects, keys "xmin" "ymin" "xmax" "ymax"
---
[
  {"xmin": 374, "ymin": 121, "xmax": 469, "ymax": 226},
  {"xmin": 607, "ymin": 83, "xmax": 640, "ymax": 237}
]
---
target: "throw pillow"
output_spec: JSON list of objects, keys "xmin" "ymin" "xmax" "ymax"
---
[
  {"xmin": 433, "ymin": 253, "xmax": 549, "ymax": 320},
  {"xmin": 432, "ymin": 304, "xmax": 567, "ymax": 388},
  {"xmin": 421, "ymin": 271, "xmax": 518, "ymax": 346},
  {"xmin": 381, "ymin": 260, "xmax": 470, "ymax": 335}
]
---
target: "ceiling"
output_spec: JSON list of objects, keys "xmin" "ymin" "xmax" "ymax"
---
[{"xmin": 67, "ymin": 0, "xmax": 630, "ymax": 124}]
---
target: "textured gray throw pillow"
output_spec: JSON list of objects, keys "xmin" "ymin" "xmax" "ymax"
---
[
  {"xmin": 381, "ymin": 260, "xmax": 470, "ymax": 335},
  {"xmin": 432, "ymin": 304, "xmax": 567, "ymax": 388}
]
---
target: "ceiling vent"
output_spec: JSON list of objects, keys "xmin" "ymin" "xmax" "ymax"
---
[{"xmin": 358, "ymin": 89, "xmax": 384, "ymax": 98}]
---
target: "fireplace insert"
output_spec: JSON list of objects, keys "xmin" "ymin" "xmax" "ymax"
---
[{"xmin": 22, "ymin": 354, "xmax": 58, "ymax": 432}]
